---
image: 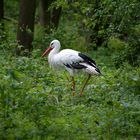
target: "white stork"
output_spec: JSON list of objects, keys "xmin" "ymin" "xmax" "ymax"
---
[{"xmin": 42, "ymin": 39, "xmax": 101, "ymax": 95}]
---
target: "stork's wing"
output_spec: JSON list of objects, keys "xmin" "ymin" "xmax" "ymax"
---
[
  {"xmin": 78, "ymin": 53, "xmax": 96, "ymax": 66},
  {"xmin": 56, "ymin": 49, "xmax": 97, "ymax": 70}
]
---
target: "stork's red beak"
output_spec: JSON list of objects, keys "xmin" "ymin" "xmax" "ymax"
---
[{"xmin": 42, "ymin": 47, "xmax": 52, "ymax": 57}]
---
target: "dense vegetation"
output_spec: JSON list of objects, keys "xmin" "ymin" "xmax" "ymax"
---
[{"xmin": 0, "ymin": 0, "xmax": 140, "ymax": 139}]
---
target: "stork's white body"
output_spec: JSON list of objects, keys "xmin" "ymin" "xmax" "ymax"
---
[
  {"xmin": 48, "ymin": 48, "xmax": 100, "ymax": 76},
  {"xmin": 42, "ymin": 40, "xmax": 101, "ymax": 95},
  {"xmin": 48, "ymin": 49, "xmax": 79, "ymax": 74}
]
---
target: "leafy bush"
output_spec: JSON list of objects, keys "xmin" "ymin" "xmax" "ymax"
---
[
  {"xmin": 108, "ymin": 25, "xmax": 140, "ymax": 67},
  {"xmin": 56, "ymin": 0, "xmax": 140, "ymax": 66}
]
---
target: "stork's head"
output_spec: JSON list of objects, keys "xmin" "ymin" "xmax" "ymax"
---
[{"xmin": 42, "ymin": 40, "xmax": 61, "ymax": 57}]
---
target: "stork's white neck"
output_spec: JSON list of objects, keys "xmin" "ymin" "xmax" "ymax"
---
[{"xmin": 48, "ymin": 44, "xmax": 61, "ymax": 65}]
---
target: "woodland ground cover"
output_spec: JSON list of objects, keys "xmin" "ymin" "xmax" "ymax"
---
[
  {"xmin": 0, "ymin": 0, "xmax": 140, "ymax": 139},
  {"xmin": 0, "ymin": 38, "xmax": 140, "ymax": 139}
]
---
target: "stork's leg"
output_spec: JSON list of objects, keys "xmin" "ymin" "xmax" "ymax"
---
[
  {"xmin": 80, "ymin": 74, "xmax": 91, "ymax": 95},
  {"xmin": 71, "ymin": 76, "xmax": 76, "ymax": 96}
]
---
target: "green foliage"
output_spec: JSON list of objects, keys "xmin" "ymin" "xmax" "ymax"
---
[
  {"xmin": 0, "ymin": 45, "xmax": 140, "ymax": 139},
  {"xmin": 34, "ymin": 18, "xmax": 85, "ymax": 52},
  {"xmin": 108, "ymin": 25, "xmax": 140, "ymax": 67},
  {"xmin": 56, "ymin": 0, "xmax": 140, "ymax": 66},
  {"xmin": 4, "ymin": 0, "xmax": 19, "ymax": 19},
  {"xmin": 0, "ymin": 0, "xmax": 140, "ymax": 139},
  {"xmin": 108, "ymin": 37, "xmax": 126, "ymax": 51}
]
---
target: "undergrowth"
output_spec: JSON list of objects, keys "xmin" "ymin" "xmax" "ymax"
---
[{"xmin": 0, "ymin": 46, "xmax": 140, "ymax": 140}]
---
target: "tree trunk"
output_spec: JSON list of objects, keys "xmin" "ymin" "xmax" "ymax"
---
[
  {"xmin": 0, "ymin": 0, "xmax": 4, "ymax": 20},
  {"xmin": 0, "ymin": 0, "xmax": 4, "ymax": 42},
  {"xmin": 17, "ymin": 0, "xmax": 36, "ymax": 56},
  {"xmin": 51, "ymin": 7, "xmax": 62, "ymax": 29},
  {"xmin": 39, "ymin": 0, "xmax": 61, "ymax": 31},
  {"xmin": 39, "ymin": 0, "xmax": 51, "ymax": 29}
]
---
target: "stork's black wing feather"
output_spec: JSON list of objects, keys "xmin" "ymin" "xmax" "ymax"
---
[
  {"xmin": 64, "ymin": 63, "xmax": 87, "ymax": 69},
  {"xmin": 63, "ymin": 52, "xmax": 98, "ymax": 71},
  {"xmin": 95, "ymin": 68, "xmax": 101, "ymax": 74},
  {"xmin": 64, "ymin": 64, "xmax": 72, "ymax": 68},
  {"xmin": 71, "ymin": 63, "xmax": 87, "ymax": 69},
  {"xmin": 78, "ymin": 53, "xmax": 96, "ymax": 66}
]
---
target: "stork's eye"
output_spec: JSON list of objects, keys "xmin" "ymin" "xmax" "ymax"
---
[{"xmin": 51, "ymin": 43, "xmax": 54, "ymax": 46}]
